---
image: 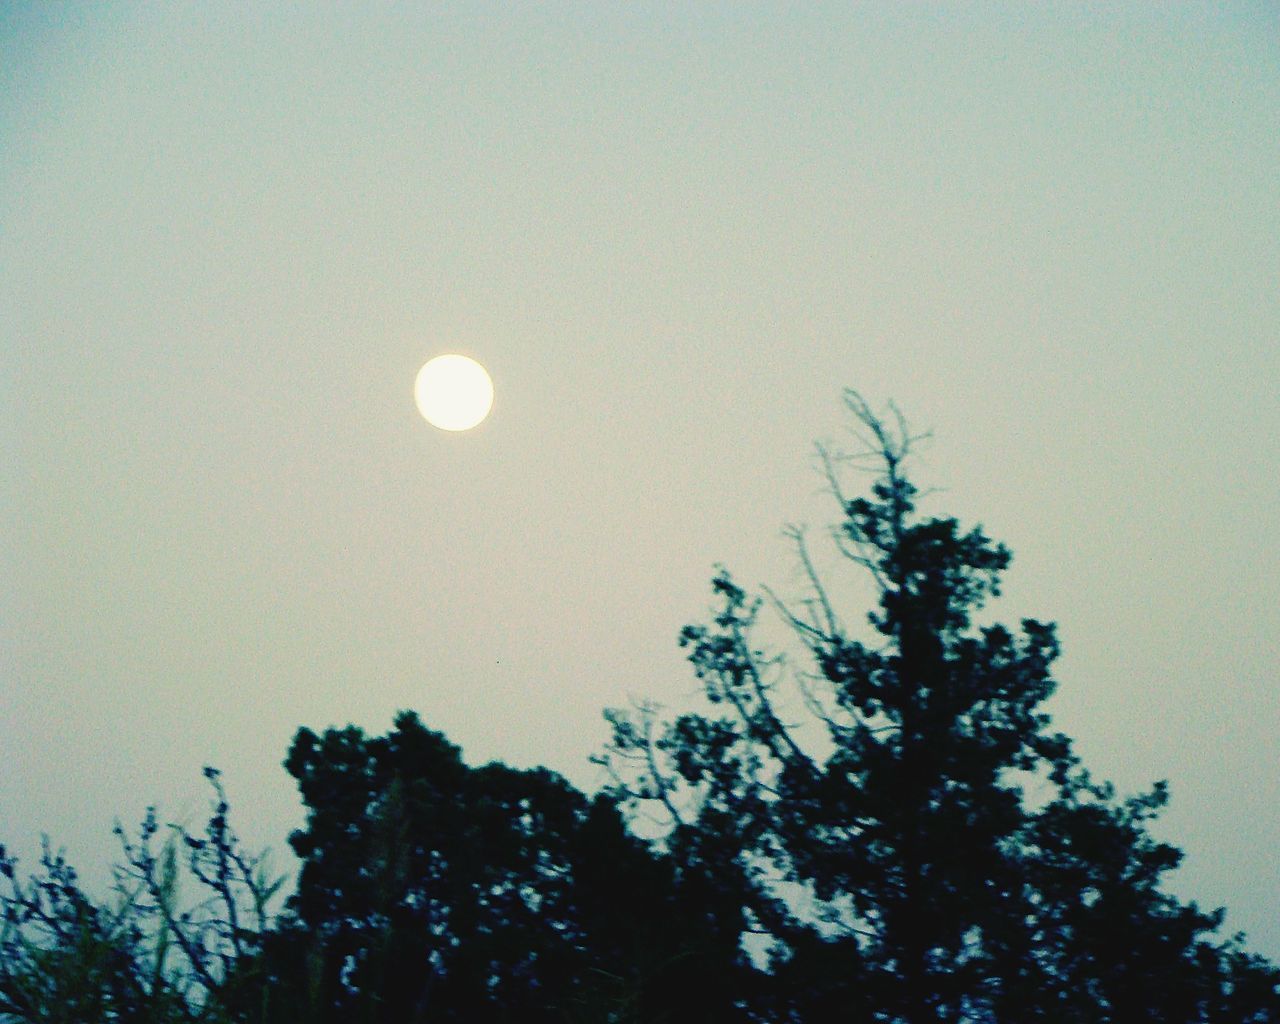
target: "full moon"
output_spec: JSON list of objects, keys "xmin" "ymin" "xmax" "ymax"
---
[{"xmin": 414, "ymin": 354, "xmax": 494, "ymax": 431}]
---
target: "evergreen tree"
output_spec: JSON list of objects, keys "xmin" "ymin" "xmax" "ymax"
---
[
  {"xmin": 600, "ymin": 391, "xmax": 1279, "ymax": 1022},
  {"xmin": 281, "ymin": 710, "xmax": 749, "ymax": 1023}
]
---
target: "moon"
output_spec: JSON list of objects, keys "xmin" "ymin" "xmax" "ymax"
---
[{"xmin": 414, "ymin": 354, "xmax": 494, "ymax": 431}]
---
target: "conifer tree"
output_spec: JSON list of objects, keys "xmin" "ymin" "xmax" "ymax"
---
[{"xmin": 600, "ymin": 392, "xmax": 1279, "ymax": 1022}]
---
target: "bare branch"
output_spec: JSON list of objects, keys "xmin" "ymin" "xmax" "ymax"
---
[{"xmin": 639, "ymin": 709, "xmax": 687, "ymax": 829}]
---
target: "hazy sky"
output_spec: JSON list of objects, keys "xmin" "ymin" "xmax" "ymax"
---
[{"xmin": 3, "ymin": 4, "xmax": 1277, "ymax": 958}]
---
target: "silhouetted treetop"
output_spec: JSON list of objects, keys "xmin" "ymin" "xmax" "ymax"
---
[
  {"xmin": 599, "ymin": 390, "xmax": 1280, "ymax": 1023},
  {"xmin": 281, "ymin": 710, "xmax": 750, "ymax": 1023}
]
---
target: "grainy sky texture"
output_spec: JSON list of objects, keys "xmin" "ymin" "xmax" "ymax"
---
[{"xmin": 2, "ymin": 4, "xmax": 1277, "ymax": 958}]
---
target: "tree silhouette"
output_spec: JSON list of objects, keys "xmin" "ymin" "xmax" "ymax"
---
[
  {"xmin": 4, "ymin": 392, "xmax": 1277, "ymax": 1023},
  {"xmin": 279, "ymin": 710, "xmax": 748, "ymax": 1022},
  {"xmin": 0, "ymin": 770, "xmax": 283, "ymax": 1024},
  {"xmin": 599, "ymin": 391, "xmax": 1280, "ymax": 1022}
]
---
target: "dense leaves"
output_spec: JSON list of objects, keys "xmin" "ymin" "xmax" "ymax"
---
[
  {"xmin": 277, "ymin": 710, "xmax": 747, "ymax": 1022},
  {"xmin": 599, "ymin": 391, "xmax": 1280, "ymax": 1022}
]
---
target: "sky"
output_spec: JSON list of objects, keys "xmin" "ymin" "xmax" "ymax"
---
[{"xmin": 2, "ymin": 3, "xmax": 1277, "ymax": 959}]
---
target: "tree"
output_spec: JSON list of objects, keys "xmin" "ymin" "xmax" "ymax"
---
[
  {"xmin": 599, "ymin": 391, "xmax": 1279, "ymax": 1022},
  {"xmin": 0, "ymin": 770, "xmax": 283, "ymax": 1024},
  {"xmin": 279, "ymin": 710, "xmax": 750, "ymax": 1023},
  {"xmin": 1, "ymin": 714, "xmax": 753, "ymax": 1024}
]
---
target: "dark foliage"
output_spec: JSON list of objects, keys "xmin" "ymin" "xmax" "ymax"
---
[
  {"xmin": 3, "ymin": 392, "xmax": 1277, "ymax": 1023},
  {"xmin": 0, "ymin": 770, "xmax": 282, "ymax": 1023},
  {"xmin": 599, "ymin": 391, "xmax": 1280, "ymax": 1022},
  {"xmin": 276, "ymin": 710, "xmax": 748, "ymax": 1022}
]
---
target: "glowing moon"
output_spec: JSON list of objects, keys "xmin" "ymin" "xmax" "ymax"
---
[{"xmin": 414, "ymin": 354, "xmax": 494, "ymax": 431}]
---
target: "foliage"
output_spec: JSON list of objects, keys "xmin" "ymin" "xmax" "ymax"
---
[
  {"xmin": 0, "ymin": 770, "xmax": 284, "ymax": 1024},
  {"xmin": 278, "ymin": 709, "xmax": 748, "ymax": 1022},
  {"xmin": 598, "ymin": 391, "xmax": 1280, "ymax": 1022}
]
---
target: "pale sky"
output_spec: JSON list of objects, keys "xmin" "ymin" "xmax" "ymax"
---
[{"xmin": 2, "ymin": 4, "xmax": 1278, "ymax": 958}]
